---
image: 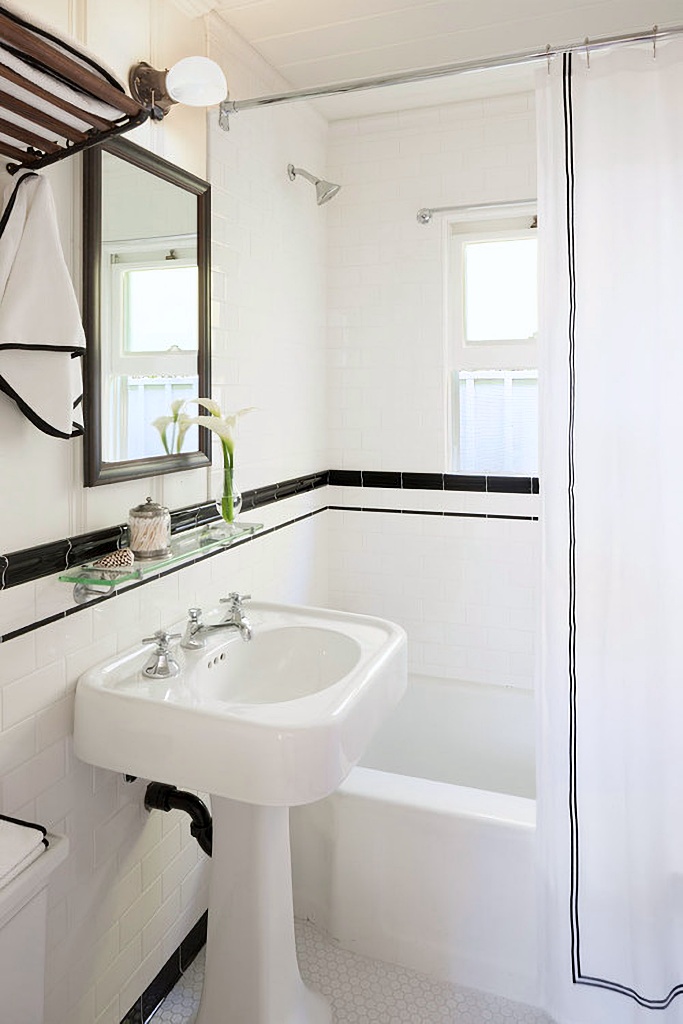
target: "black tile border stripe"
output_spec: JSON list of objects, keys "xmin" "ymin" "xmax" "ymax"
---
[
  {"xmin": 0, "ymin": 472, "xmax": 330, "ymax": 595},
  {"xmin": 121, "ymin": 911, "xmax": 208, "ymax": 1024},
  {"xmin": 0, "ymin": 469, "xmax": 539, "ymax": 642},
  {"xmin": 328, "ymin": 470, "xmax": 538, "ymax": 493},
  {"xmin": 0, "ymin": 469, "xmax": 538, "ymax": 596},
  {"xmin": 328, "ymin": 506, "xmax": 538, "ymax": 523},
  {"xmin": 0, "ymin": 505, "xmax": 330, "ymax": 643}
]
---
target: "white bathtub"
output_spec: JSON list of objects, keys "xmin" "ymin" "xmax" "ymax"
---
[{"xmin": 291, "ymin": 675, "xmax": 539, "ymax": 1006}]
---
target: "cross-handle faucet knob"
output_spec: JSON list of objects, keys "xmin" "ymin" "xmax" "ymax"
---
[
  {"xmin": 142, "ymin": 629, "xmax": 182, "ymax": 648},
  {"xmin": 221, "ymin": 592, "xmax": 251, "ymax": 609},
  {"xmin": 141, "ymin": 629, "xmax": 182, "ymax": 678}
]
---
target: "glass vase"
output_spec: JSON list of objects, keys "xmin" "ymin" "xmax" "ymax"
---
[{"xmin": 215, "ymin": 465, "xmax": 242, "ymax": 533}]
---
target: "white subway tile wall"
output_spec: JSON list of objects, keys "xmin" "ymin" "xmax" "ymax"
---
[
  {"xmin": 328, "ymin": 498, "xmax": 538, "ymax": 689},
  {"xmin": 0, "ymin": 494, "xmax": 329, "ymax": 1024},
  {"xmin": 326, "ymin": 93, "xmax": 537, "ymax": 474}
]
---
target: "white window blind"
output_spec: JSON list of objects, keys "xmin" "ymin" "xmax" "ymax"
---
[{"xmin": 455, "ymin": 370, "xmax": 538, "ymax": 475}]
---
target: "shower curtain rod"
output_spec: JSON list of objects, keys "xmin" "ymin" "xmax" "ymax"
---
[
  {"xmin": 416, "ymin": 198, "xmax": 536, "ymax": 224},
  {"xmin": 219, "ymin": 22, "xmax": 683, "ymax": 125}
]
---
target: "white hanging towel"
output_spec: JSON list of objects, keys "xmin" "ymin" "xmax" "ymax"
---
[
  {"xmin": 0, "ymin": 814, "xmax": 47, "ymax": 890},
  {"xmin": 0, "ymin": 171, "xmax": 85, "ymax": 438}
]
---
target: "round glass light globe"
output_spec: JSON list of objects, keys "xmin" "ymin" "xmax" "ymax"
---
[{"xmin": 166, "ymin": 56, "xmax": 227, "ymax": 106}]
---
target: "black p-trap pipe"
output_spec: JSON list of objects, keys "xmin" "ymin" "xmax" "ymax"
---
[{"xmin": 144, "ymin": 782, "xmax": 213, "ymax": 857}]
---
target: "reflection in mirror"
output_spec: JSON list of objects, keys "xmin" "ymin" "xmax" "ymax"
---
[{"xmin": 83, "ymin": 138, "xmax": 211, "ymax": 485}]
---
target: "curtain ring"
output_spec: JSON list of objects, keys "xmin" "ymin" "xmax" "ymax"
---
[
  {"xmin": 584, "ymin": 37, "xmax": 590, "ymax": 69},
  {"xmin": 546, "ymin": 44, "xmax": 552, "ymax": 75},
  {"xmin": 653, "ymin": 24, "xmax": 658, "ymax": 59}
]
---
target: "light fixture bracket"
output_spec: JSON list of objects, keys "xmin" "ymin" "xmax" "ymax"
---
[{"xmin": 129, "ymin": 61, "xmax": 174, "ymax": 120}]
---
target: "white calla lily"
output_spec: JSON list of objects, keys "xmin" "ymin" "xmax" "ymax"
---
[{"xmin": 152, "ymin": 398, "xmax": 254, "ymax": 525}]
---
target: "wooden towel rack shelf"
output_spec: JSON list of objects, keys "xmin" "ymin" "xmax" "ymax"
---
[{"xmin": 0, "ymin": 5, "xmax": 148, "ymax": 174}]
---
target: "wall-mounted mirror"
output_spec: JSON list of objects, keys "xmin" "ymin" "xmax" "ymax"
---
[{"xmin": 83, "ymin": 137, "xmax": 211, "ymax": 485}]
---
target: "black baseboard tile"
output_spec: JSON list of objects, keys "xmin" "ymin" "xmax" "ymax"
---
[
  {"xmin": 120, "ymin": 913, "xmax": 207, "ymax": 1024},
  {"xmin": 141, "ymin": 953, "xmax": 182, "ymax": 1021},
  {"xmin": 181, "ymin": 910, "xmax": 208, "ymax": 970},
  {"xmin": 120, "ymin": 1001, "xmax": 143, "ymax": 1024}
]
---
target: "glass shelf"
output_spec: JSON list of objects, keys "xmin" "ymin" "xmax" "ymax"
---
[{"xmin": 59, "ymin": 520, "xmax": 262, "ymax": 595}]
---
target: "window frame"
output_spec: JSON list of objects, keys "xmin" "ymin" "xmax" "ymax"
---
[{"xmin": 445, "ymin": 205, "xmax": 538, "ymax": 475}]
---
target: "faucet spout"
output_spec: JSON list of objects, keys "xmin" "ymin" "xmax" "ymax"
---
[
  {"xmin": 220, "ymin": 592, "xmax": 252, "ymax": 642},
  {"xmin": 179, "ymin": 595, "xmax": 253, "ymax": 650}
]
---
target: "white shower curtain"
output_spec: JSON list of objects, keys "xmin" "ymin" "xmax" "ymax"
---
[{"xmin": 538, "ymin": 37, "xmax": 683, "ymax": 1024}]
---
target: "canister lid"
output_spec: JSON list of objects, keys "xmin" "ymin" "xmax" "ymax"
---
[{"xmin": 129, "ymin": 496, "xmax": 169, "ymax": 519}]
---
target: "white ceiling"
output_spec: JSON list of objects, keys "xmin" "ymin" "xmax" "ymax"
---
[{"xmin": 207, "ymin": 0, "xmax": 683, "ymax": 119}]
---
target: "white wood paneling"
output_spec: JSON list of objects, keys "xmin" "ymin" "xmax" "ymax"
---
[{"xmin": 209, "ymin": 0, "xmax": 683, "ymax": 116}]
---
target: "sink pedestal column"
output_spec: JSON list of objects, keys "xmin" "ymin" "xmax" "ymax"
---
[{"xmin": 195, "ymin": 796, "xmax": 331, "ymax": 1024}]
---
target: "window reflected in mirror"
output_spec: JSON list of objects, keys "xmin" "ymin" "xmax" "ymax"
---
[{"xmin": 83, "ymin": 138, "xmax": 211, "ymax": 485}]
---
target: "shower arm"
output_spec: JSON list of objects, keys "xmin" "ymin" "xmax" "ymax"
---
[{"xmin": 288, "ymin": 165, "xmax": 317, "ymax": 187}]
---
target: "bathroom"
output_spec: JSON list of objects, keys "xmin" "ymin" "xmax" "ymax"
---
[{"xmin": 0, "ymin": 1, "xmax": 682, "ymax": 1023}]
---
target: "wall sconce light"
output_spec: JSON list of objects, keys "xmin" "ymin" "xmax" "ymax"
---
[{"xmin": 129, "ymin": 56, "xmax": 227, "ymax": 121}]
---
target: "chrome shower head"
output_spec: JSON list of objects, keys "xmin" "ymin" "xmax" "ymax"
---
[{"xmin": 287, "ymin": 163, "xmax": 341, "ymax": 206}]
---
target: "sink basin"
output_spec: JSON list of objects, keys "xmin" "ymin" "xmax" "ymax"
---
[{"xmin": 74, "ymin": 601, "xmax": 407, "ymax": 806}]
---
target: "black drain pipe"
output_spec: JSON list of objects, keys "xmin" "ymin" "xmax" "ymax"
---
[{"xmin": 144, "ymin": 782, "xmax": 213, "ymax": 857}]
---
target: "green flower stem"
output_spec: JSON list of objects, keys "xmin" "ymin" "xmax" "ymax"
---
[{"xmin": 220, "ymin": 441, "xmax": 235, "ymax": 522}]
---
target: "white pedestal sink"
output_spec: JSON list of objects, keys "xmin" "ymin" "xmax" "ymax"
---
[{"xmin": 74, "ymin": 602, "xmax": 407, "ymax": 1024}]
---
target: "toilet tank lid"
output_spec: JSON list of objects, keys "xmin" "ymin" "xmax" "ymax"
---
[{"xmin": 0, "ymin": 815, "xmax": 48, "ymax": 891}]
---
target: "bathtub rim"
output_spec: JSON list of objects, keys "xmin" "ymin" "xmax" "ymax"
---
[{"xmin": 338, "ymin": 764, "xmax": 536, "ymax": 828}]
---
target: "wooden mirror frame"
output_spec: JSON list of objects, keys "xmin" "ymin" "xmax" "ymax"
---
[{"xmin": 83, "ymin": 137, "xmax": 211, "ymax": 486}]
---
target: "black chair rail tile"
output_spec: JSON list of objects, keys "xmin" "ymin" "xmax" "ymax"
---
[
  {"xmin": 68, "ymin": 526, "xmax": 125, "ymax": 567},
  {"xmin": 402, "ymin": 472, "xmax": 444, "ymax": 490},
  {"xmin": 362, "ymin": 471, "xmax": 402, "ymax": 488},
  {"xmin": 250, "ymin": 484, "xmax": 279, "ymax": 508},
  {"xmin": 275, "ymin": 477, "xmax": 303, "ymax": 499},
  {"xmin": 444, "ymin": 473, "xmax": 486, "ymax": 492},
  {"xmin": 487, "ymin": 476, "xmax": 533, "ymax": 493},
  {"xmin": 3, "ymin": 539, "xmax": 70, "ymax": 588},
  {"xmin": 2, "ymin": 468, "xmax": 540, "ymax": 598},
  {"xmin": 328, "ymin": 469, "xmax": 362, "ymax": 486}
]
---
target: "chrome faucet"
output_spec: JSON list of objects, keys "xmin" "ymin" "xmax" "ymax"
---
[
  {"xmin": 180, "ymin": 593, "xmax": 252, "ymax": 650},
  {"xmin": 220, "ymin": 592, "xmax": 252, "ymax": 640},
  {"xmin": 142, "ymin": 629, "xmax": 181, "ymax": 678}
]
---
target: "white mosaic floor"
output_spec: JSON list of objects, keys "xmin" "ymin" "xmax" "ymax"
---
[{"xmin": 153, "ymin": 920, "xmax": 551, "ymax": 1024}]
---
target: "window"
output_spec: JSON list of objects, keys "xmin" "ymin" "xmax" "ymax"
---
[
  {"xmin": 101, "ymin": 237, "xmax": 199, "ymax": 462},
  {"xmin": 449, "ymin": 212, "xmax": 538, "ymax": 475}
]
